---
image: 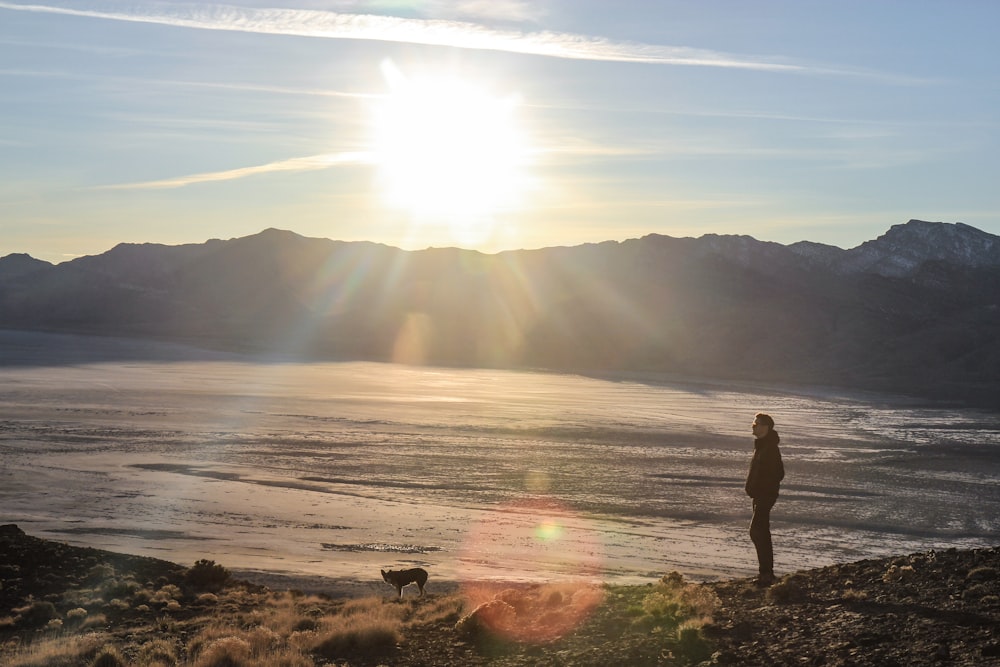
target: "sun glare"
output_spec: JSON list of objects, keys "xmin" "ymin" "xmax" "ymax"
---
[{"xmin": 372, "ymin": 60, "xmax": 532, "ymax": 246}]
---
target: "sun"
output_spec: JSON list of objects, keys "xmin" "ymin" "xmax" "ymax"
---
[{"xmin": 371, "ymin": 60, "xmax": 531, "ymax": 246}]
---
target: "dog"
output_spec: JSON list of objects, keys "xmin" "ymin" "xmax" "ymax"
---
[{"xmin": 381, "ymin": 567, "xmax": 428, "ymax": 598}]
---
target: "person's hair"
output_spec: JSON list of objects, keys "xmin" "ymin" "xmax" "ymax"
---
[{"xmin": 754, "ymin": 412, "xmax": 775, "ymax": 429}]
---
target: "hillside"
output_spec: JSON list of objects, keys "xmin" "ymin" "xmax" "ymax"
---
[
  {"xmin": 2, "ymin": 220, "xmax": 1000, "ymax": 404},
  {"xmin": 1, "ymin": 525, "xmax": 998, "ymax": 666}
]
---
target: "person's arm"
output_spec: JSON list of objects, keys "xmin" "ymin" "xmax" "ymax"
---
[
  {"xmin": 745, "ymin": 454, "xmax": 758, "ymax": 496},
  {"xmin": 761, "ymin": 446, "xmax": 783, "ymax": 491}
]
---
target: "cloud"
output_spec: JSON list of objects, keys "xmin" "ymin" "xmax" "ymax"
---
[
  {"xmin": 0, "ymin": 1, "xmax": 802, "ymax": 71},
  {"xmin": 100, "ymin": 152, "xmax": 373, "ymax": 190},
  {"xmin": 361, "ymin": 0, "xmax": 545, "ymax": 23}
]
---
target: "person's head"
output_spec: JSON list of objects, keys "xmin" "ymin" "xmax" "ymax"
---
[{"xmin": 752, "ymin": 412, "xmax": 774, "ymax": 438}]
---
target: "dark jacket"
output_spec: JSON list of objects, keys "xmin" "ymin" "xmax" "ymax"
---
[{"xmin": 745, "ymin": 430, "xmax": 784, "ymax": 499}]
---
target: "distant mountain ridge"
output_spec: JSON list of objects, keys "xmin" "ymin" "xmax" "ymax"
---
[
  {"xmin": 787, "ymin": 220, "xmax": 1000, "ymax": 277},
  {"xmin": 2, "ymin": 220, "xmax": 999, "ymax": 404},
  {"xmin": 0, "ymin": 252, "xmax": 51, "ymax": 280}
]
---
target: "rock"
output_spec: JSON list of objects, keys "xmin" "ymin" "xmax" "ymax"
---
[
  {"xmin": 706, "ymin": 546, "xmax": 1000, "ymax": 666},
  {"xmin": 0, "ymin": 525, "xmax": 24, "ymax": 537}
]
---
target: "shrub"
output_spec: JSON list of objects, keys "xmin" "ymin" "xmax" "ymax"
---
[
  {"xmin": 245, "ymin": 626, "xmax": 282, "ymax": 655},
  {"xmin": 637, "ymin": 574, "xmax": 719, "ymax": 631},
  {"xmin": 313, "ymin": 623, "xmax": 400, "ymax": 659},
  {"xmin": 882, "ymin": 564, "xmax": 915, "ymax": 583},
  {"xmin": 967, "ymin": 566, "xmax": 998, "ymax": 583},
  {"xmin": 454, "ymin": 599, "xmax": 516, "ymax": 638},
  {"xmin": 102, "ymin": 577, "xmax": 140, "ymax": 600},
  {"xmin": 136, "ymin": 638, "xmax": 178, "ymax": 666},
  {"xmin": 659, "ymin": 571, "xmax": 686, "ymax": 590},
  {"xmin": 132, "ymin": 588, "xmax": 153, "ymax": 606},
  {"xmin": 962, "ymin": 583, "xmax": 991, "ymax": 601},
  {"xmin": 90, "ymin": 645, "xmax": 127, "ymax": 667},
  {"xmin": 153, "ymin": 585, "xmax": 182, "ymax": 604},
  {"xmin": 80, "ymin": 613, "xmax": 109, "ymax": 630},
  {"xmin": 640, "ymin": 591, "xmax": 681, "ymax": 622},
  {"xmin": 301, "ymin": 597, "xmax": 406, "ymax": 658},
  {"xmin": 105, "ymin": 599, "xmax": 129, "ymax": 612},
  {"xmin": 458, "ymin": 584, "xmax": 602, "ymax": 643},
  {"xmin": 14, "ymin": 600, "xmax": 58, "ymax": 629},
  {"xmin": 767, "ymin": 575, "xmax": 808, "ymax": 604},
  {"xmin": 496, "ymin": 588, "xmax": 531, "ymax": 613},
  {"xmin": 841, "ymin": 588, "xmax": 868, "ymax": 602},
  {"xmin": 340, "ymin": 597, "xmax": 394, "ymax": 619},
  {"xmin": 676, "ymin": 621, "xmax": 713, "ymax": 663},
  {"xmin": 2, "ymin": 633, "xmax": 110, "ymax": 667},
  {"xmin": 66, "ymin": 607, "xmax": 89, "ymax": 625},
  {"xmin": 192, "ymin": 636, "xmax": 251, "ymax": 667},
  {"xmin": 408, "ymin": 593, "xmax": 465, "ymax": 626},
  {"xmin": 292, "ymin": 617, "xmax": 319, "ymax": 632},
  {"xmin": 87, "ymin": 564, "xmax": 115, "ymax": 583},
  {"xmin": 186, "ymin": 560, "xmax": 231, "ymax": 593},
  {"xmin": 678, "ymin": 584, "xmax": 720, "ymax": 618}
]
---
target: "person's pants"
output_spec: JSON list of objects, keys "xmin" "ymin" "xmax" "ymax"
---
[{"xmin": 749, "ymin": 495, "xmax": 777, "ymax": 575}]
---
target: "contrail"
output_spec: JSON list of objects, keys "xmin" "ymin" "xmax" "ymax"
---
[
  {"xmin": 0, "ymin": 1, "xmax": 804, "ymax": 71},
  {"xmin": 100, "ymin": 152, "xmax": 374, "ymax": 190}
]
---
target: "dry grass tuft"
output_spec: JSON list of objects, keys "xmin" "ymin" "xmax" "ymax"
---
[
  {"xmin": 841, "ymin": 587, "xmax": 869, "ymax": 602},
  {"xmin": 90, "ymin": 644, "xmax": 127, "ymax": 667},
  {"xmin": 766, "ymin": 574, "xmax": 809, "ymax": 603},
  {"xmin": 178, "ymin": 589, "xmax": 419, "ymax": 665},
  {"xmin": 967, "ymin": 566, "xmax": 998, "ymax": 583},
  {"xmin": 882, "ymin": 563, "xmax": 915, "ymax": 583},
  {"xmin": 12, "ymin": 600, "xmax": 58, "ymax": 629},
  {"xmin": 407, "ymin": 592, "xmax": 465, "ymax": 626},
  {"xmin": 136, "ymin": 638, "xmax": 179, "ymax": 666},
  {"xmin": 310, "ymin": 621, "xmax": 401, "ymax": 660},
  {"xmin": 301, "ymin": 596, "xmax": 407, "ymax": 659},
  {"xmin": 191, "ymin": 636, "xmax": 252, "ymax": 667},
  {"xmin": 455, "ymin": 582, "xmax": 603, "ymax": 643},
  {"xmin": 1, "ymin": 633, "xmax": 109, "ymax": 667},
  {"xmin": 632, "ymin": 571, "xmax": 719, "ymax": 636},
  {"xmin": 0, "ymin": 536, "xmax": 729, "ymax": 667},
  {"xmin": 675, "ymin": 620, "xmax": 713, "ymax": 663}
]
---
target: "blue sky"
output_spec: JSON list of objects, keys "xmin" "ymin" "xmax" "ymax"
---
[{"xmin": 2, "ymin": 1, "xmax": 998, "ymax": 263}]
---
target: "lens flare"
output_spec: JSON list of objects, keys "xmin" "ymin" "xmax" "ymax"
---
[
  {"xmin": 534, "ymin": 519, "xmax": 564, "ymax": 542},
  {"xmin": 457, "ymin": 498, "xmax": 605, "ymax": 642}
]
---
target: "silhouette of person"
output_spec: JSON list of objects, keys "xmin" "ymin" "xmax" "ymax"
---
[{"xmin": 745, "ymin": 412, "xmax": 784, "ymax": 586}]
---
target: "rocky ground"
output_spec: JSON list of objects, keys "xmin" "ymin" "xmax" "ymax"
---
[
  {"xmin": 706, "ymin": 548, "xmax": 1000, "ymax": 666},
  {"xmin": 386, "ymin": 546, "xmax": 1000, "ymax": 666},
  {"xmin": 2, "ymin": 524, "xmax": 999, "ymax": 665}
]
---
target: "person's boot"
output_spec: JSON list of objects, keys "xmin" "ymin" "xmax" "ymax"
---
[{"xmin": 753, "ymin": 572, "xmax": 776, "ymax": 587}]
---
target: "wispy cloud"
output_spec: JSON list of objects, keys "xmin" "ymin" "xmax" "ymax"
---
[
  {"xmin": 362, "ymin": 0, "xmax": 546, "ymax": 24},
  {"xmin": 0, "ymin": 65, "xmax": 375, "ymax": 102},
  {"xmin": 100, "ymin": 151, "xmax": 373, "ymax": 190},
  {"xmin": 0, "ymin": 1, "xmax": 803, "ymax": 71}
]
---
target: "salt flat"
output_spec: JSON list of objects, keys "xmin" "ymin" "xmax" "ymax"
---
[{"xmin": 2, "ymin": 335, "xmax": 998, "ymax": 595}]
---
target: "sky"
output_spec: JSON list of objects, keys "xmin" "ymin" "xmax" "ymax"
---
[{"xmin": 2, "ymin": 0, "xmax": 999, "ymax": 264}]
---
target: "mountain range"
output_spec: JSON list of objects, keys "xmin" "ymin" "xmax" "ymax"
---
[{"xmin": 2, "ymin": 219, "xmax": 998, "ymax": 404}]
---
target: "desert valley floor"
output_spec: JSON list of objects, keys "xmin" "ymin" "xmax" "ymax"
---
[{"xmin": 2, "ymin": 333, "xmax": 999, "ymax": 597}]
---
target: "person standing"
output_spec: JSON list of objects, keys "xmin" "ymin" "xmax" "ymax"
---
[{"xmin": 745, "ymin": 412, "xmax": 784, "ymax": 586}]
